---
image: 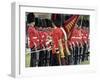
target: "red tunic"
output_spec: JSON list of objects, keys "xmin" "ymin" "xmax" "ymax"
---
[
  {"xmin": 51, "ymin": 27, "xmax": 64, "ymax": 54},
  {"xmin": 38, "ymin": 31, "xmax": 44, "ymax": 48},
  {"xmin": 69, "ymin": 27, "xmax": 83, "ymax": 45},
  {"xmin": 38, "ymin": 31, "xmax": 48, "ymax": 48},
  {"xmin": 52, "ymin": 28, "xmax": 61, "ymax": 48},
  {"xmin": 42, "ymin": 31, "xmax": 48, "ymax": 47},
  {"xmin": 28, "ymin": 26, "xmax": 39, "ymax": 48},
  {"xmin": 81, "ymin": 28, "xmax": 89, "ymax": 44}
]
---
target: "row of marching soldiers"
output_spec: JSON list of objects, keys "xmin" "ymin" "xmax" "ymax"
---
[{"xmin": 26, "ymin": 13, "xmax": 90, "ymax": 67}]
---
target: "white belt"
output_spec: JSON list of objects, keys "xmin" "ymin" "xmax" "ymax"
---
[
  {"xmin": 33, "ymin": 37, "xmax": 37, "ymax": 39},
  {"xmin": 72, "ymin": 36, "xmax": 82, "ymax": 39}
]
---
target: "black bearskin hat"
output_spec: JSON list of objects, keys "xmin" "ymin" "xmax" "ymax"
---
[{"xmin": 27, "ymin": 13, "xmax": 35, "ymax": 24}]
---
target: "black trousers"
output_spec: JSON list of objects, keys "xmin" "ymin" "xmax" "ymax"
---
[
  {"xmin": 51, "ymin": 54, "xmax": 59, "ymax": 66},
  {"xmin": 38, "ymin": 50, "xmax": 45, "ymax": 66},
  {"xmin": 45, "ymin": 50, "xmax": 52, "ymax": 66},
  {"xmin": 85, "ymin": 52, "xmax": 90, "ymax": 60},
  {"xmin": 49, "ymin": 50, "xmax": 53, "ymax": 66},
  {"xmin": 66, "ymin": 48, "xmax": 73, "ymax": 65},
  {"xmin": 38, "ymin": 49, "xmax": 52, "ymax": 66},
  {"xmin": 82, "ymin": 44, "xmax": 86, "ymax": 61},
  {"xmin": 43, "ymin": 50, "xmax": 50, "ymax": 66},
  {"xmin": 30, "ymin": 48, "xmax": 37, "ymax": 67},
  {"xmin": 78, "ymin": 47, "xmax": 82, "ymax": 64},
  {"xmin": 74, "ymin": 46, "xmax": 78, "ymax": 65}
]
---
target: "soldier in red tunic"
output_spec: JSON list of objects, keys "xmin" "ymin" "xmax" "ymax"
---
[
  {"xmin": 68, "ymin": 26, "xmax": 82, "ymax": 64},
  {"xmin": 81, "ymin": 27, "xmax": 89, "ymax": 61},
  {"xmin": 45, "ymin": 19, "xmax": 53, "ymax": 66},
  {"xmin": 50, "ymin": 25, "xmax": 61, "ymax": 65},
  {"xmin": 51, "ymin": 14, "xmax": 62, "ymax": 65},
  {"xmin": 27, "ymin": 13, "xmax": 39, "ymax": 67},
  {"xmin": 37, "ymin": 19, "xmax": 45, "ymax": 66},
  {"xmin": 51, "ymin": 14, "xmax": 70, "ymax": 65},
  {"xmin": 38, "ymin": 19, "xmax": 52, "ymax": 66}
]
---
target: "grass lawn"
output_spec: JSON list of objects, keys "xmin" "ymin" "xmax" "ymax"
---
[
  {"xmin": 25, "ymin": 53, "xmax": 31, "ymax": 67},
  {"xmin": 25, "ymin": 53, "xmax": 90, "ymax": 67}
]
